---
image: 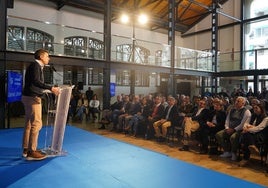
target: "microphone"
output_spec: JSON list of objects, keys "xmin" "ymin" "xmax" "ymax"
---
[{"xmin": 50, "ymin": 63, "xmax": 57, "ymax": 72}]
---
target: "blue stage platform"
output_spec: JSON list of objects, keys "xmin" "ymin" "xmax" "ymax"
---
[{"xmin": 0, "ymin": 126, "xmax": 265, "ymax": 187}]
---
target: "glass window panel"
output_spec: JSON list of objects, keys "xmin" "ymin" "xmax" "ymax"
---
[
  {"xmin": 26, "ymin": 28, "xmax": 54, "ymax": 53},
  {"xmin": 115, "ymin": 70, "xmax": 149, "ymax": 86},
  {"xmin": 7, "ymin": 26, "xmax": 24, "ymax": 50},
  {"xmin": 63, "ymin": 68, "xmax": 72, "ymax": 85},
  {"xmin": 116, "ymin": 44, "xmax": 150, "ymax": 64},
  {"xmin": 245, "ymin": 20, "xmax": 268, "ymax": 70},
  {"xmin": 64, "ymin": 36, "xmax": 87, "ymax": 57},
  {"xmin": 88, "ymin": 68, "xmax": 103, "ymax": 85},
  {"xmin": 244, "ymin": 0, "xmax": 268, "ymax": 19}
]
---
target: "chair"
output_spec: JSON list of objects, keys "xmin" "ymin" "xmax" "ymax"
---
[
  {"xmin": 166, "ymin": 125, "xmax": 183, "ymax": 146},
  {"xmin": 238, "ymin": 132, "xmax": 268, "ymax": 164},
  {"xmin": 208, "ymin": 133, "xmax": 219, "ymax": 155},
  {"xmin": 87, "ymin": 106, "xmax": 101, "ymax": 122},
  {"xmin": 259, "ymin": 143, "xmax": 267, "ymax": 164},
  {"xmin": 166, "ymin": 116, "xmax": 184, "ymax": 146}
]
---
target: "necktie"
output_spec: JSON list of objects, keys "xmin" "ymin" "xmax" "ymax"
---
[{"xmin": 40, "ymin": 67, "xmax": 44, "ymax": 82}]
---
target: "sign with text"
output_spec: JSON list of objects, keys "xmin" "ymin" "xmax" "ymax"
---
[{"xmin": 7, "ymin": 71, "xmax": 23, "ymax": 103}]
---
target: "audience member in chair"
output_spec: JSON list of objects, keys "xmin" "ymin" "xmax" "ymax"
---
[
  {"xmin": 75, "ymin": 93, "xmax": 89, "ymax": 122},
  {"xmin": 177, "ymin": 95, "xmax": 194, "ymax": 132},
  {"xmin": 239, "ymin": 103, "xmax": 268, "ymax": 167},
  {"xmin": 199, "ymin": 98, "xmax": 226, "ymax": 154},
  {"xmin": 99, "ymin": 95, "xmax": 123, "ymax": 126},
  {"xmin": 115, "ymin": 95, "xmax": 132, "ymax": 131},
  {"xmin": 89, "ymin": 94, "xmax": 100, "ymax": 122},
  {"xmin": 216, "ymin": 96, "xmax": 251, "ymax": 161},
  {"xmin": 178, "ymin": 95, "xmax": 194, "ymax": 117},
  {"xmin": 179, "ymin": 98, "xmax": 209, "ymax": 151},
  {"xmin": 125, "ymin": 97, "xmax": 151, "ymax": 136},
  {"xmin": 122, "ymin": 95, "xmax": 142, "ymax": 133},
  {"xmin": 146, "ymin": 96, "xmax": 165, "ymax": 139},
  {"xmin": 153, "ymin": 96, "xmax": 178, "ymax": 142}
]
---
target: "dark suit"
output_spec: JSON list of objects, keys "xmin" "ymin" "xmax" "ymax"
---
[
  {"xmin": 163, "ymin": 105, "xmax": 179, "ymax": 126},
  {"xmin": 199, "ymin": 109, "xmax": 226, "ymax": 151},
  {"xmin": 153, "ymin": 105, "xmax": 178, "ymax": 138},
  {"xmin": 183, "ymin": 107, "xmax": 209, "ymax": 143},
  {"xmin": 150, "ymin": 104, "xmax": 165, "ymax": 121},
  {"xmin": 191, "ymin": 108, "xmax": 210, "ymax": 128},
  {"xmin": 146, "ymin": 104, "xmax": 165, "ymax": 139}
]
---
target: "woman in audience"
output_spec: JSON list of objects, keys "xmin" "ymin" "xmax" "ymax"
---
[
  {"xmin": 75, "ymin": 93, "xmax": 88, "ymax": 122},
  {"xmin": 89, "ymin": 94, "xmax": 100, "ymax": 122},
  {"xmin": 239, "ymin": 102, "xmax": 268, "ymax": 167}
]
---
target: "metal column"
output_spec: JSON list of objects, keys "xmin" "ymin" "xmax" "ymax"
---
[
  {"xmin": 130, "ymin": 0, "xmax": 138, "ymax": 96},
  {"xmin": 103, "ymin": 0, "xmax": 111, "ymax": 109},
  {"xmin": 167, "ymin": 0, "xmax": 176, "ymax": 97},
  {"xmin": 0, "ymin": 0, "xmax": 7, "ymax": 129},
  {"xmin": 253, "ymin": 75, "xmax": 259, "ymax": 95},
  {"xmin": 211, "ymin": 0, "xmax": 219, "ymax": 94}
]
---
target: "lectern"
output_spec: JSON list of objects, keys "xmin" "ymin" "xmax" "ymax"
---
[{"xmin": 43, "ymin": 85, "xmax": 73, "ymax": 156}]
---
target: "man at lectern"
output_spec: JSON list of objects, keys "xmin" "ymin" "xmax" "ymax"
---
[{"xmin": 21, "ymin": 49, "xmax": 60, "ymax": 161}]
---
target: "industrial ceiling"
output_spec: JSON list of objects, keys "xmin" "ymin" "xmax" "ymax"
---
[{"xmin": 46, "ymin": 0, "xmax": 230, "ymax": 33}]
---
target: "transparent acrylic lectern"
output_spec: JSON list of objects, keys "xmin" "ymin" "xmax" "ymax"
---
[{"xmin": 43, "ymin": 85, "xmax": 73, "ymax": 157}]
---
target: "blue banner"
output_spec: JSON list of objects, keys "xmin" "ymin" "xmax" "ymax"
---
[
  {"xmin": 7, "ymin": 71, "xmax": 23, "ymax": 103},
  {"xmin": 110, "ymin": 83, "xmax": 116, "ymax": 97}
]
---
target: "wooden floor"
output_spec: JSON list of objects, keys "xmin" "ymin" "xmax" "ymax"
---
[{"xmin": 8, "ymin": 116, "xmax": 268, "ymax": 187}]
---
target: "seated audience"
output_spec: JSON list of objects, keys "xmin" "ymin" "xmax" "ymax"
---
[
  {"xmin": 114, "ymin": 95, "xmax": 131, "ymax": 131},
  {"xmin": 99, "ymin": 95, "xmax": 123, "ymax": 128},
  {"xmin": 88, "ymin": 94, "xmax": 100, "ymax": 122},
  {"xmin": 75, "ymin": 93, "xmax": 88, "ymax": 122},
  {"xmin": 239, "ymin": 103, "xmax": 268, "ymax": 167},
  {"xmin": 121, "ymin": 95, "xmax": 141, "ymax": 132},
  {"xmin": 177, "ymin": 95, "xmax": 194, "ymax": 132},
  {"xmin": 153, "ymin": 96, "xmax": 178, "ymax": 142},
  {"xmin": 125, "ymin": 97, "xmax": 151, "ymax": 137},
  {"xmin": 199, "ymin": 98, "xmax": 226, "ymax": 154},
  {"xmin": 179, "ymin": 98, "xmax": 209, "ymax": 151},
  {"xmin": 145, "ymin": 96, "xmax": 165, "ymax": 139},
  {"xmin": 216, "ymin": 96, "xmax": 251, "ymax": 161},
  {"xmin": 178, "ymin": 95, "xmax": 194, "ymax": 117}
]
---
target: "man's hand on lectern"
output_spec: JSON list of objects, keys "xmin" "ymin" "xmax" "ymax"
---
[{"xmin": 51, "ymin": 86, "xmax": 60, "ymax": 96}]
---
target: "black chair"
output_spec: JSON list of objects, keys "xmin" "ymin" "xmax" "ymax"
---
[
  {"xmin": 208, "ymin": 133, "xmax": 219, "ymax": 155},
  {"xmin": 166, "ymin": 125, "xmax": 183, "ymax": 146},
  {"xmin": 87, "ymin": 106, "xmax": 101, "ymax": 122},
  {"xmin": 166, "ymin": 116, "xmax": 184, "ymax": 146},
  {"xmin": 259, "ymin": 143, "xmax": 267, "ymax": 164},
  {"xmin": 238, "ymin": 130, "xmax": 268, "ymax": 164}
]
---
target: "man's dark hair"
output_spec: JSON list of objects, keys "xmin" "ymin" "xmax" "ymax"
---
[{"xmin": 34, "ymin": 49, "xmax": 49, "ymax": 60}]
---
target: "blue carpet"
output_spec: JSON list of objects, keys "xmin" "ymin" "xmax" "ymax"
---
[{"xmin": 0, "ymin": 126, "xmax": 265, "ymax": 188}]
